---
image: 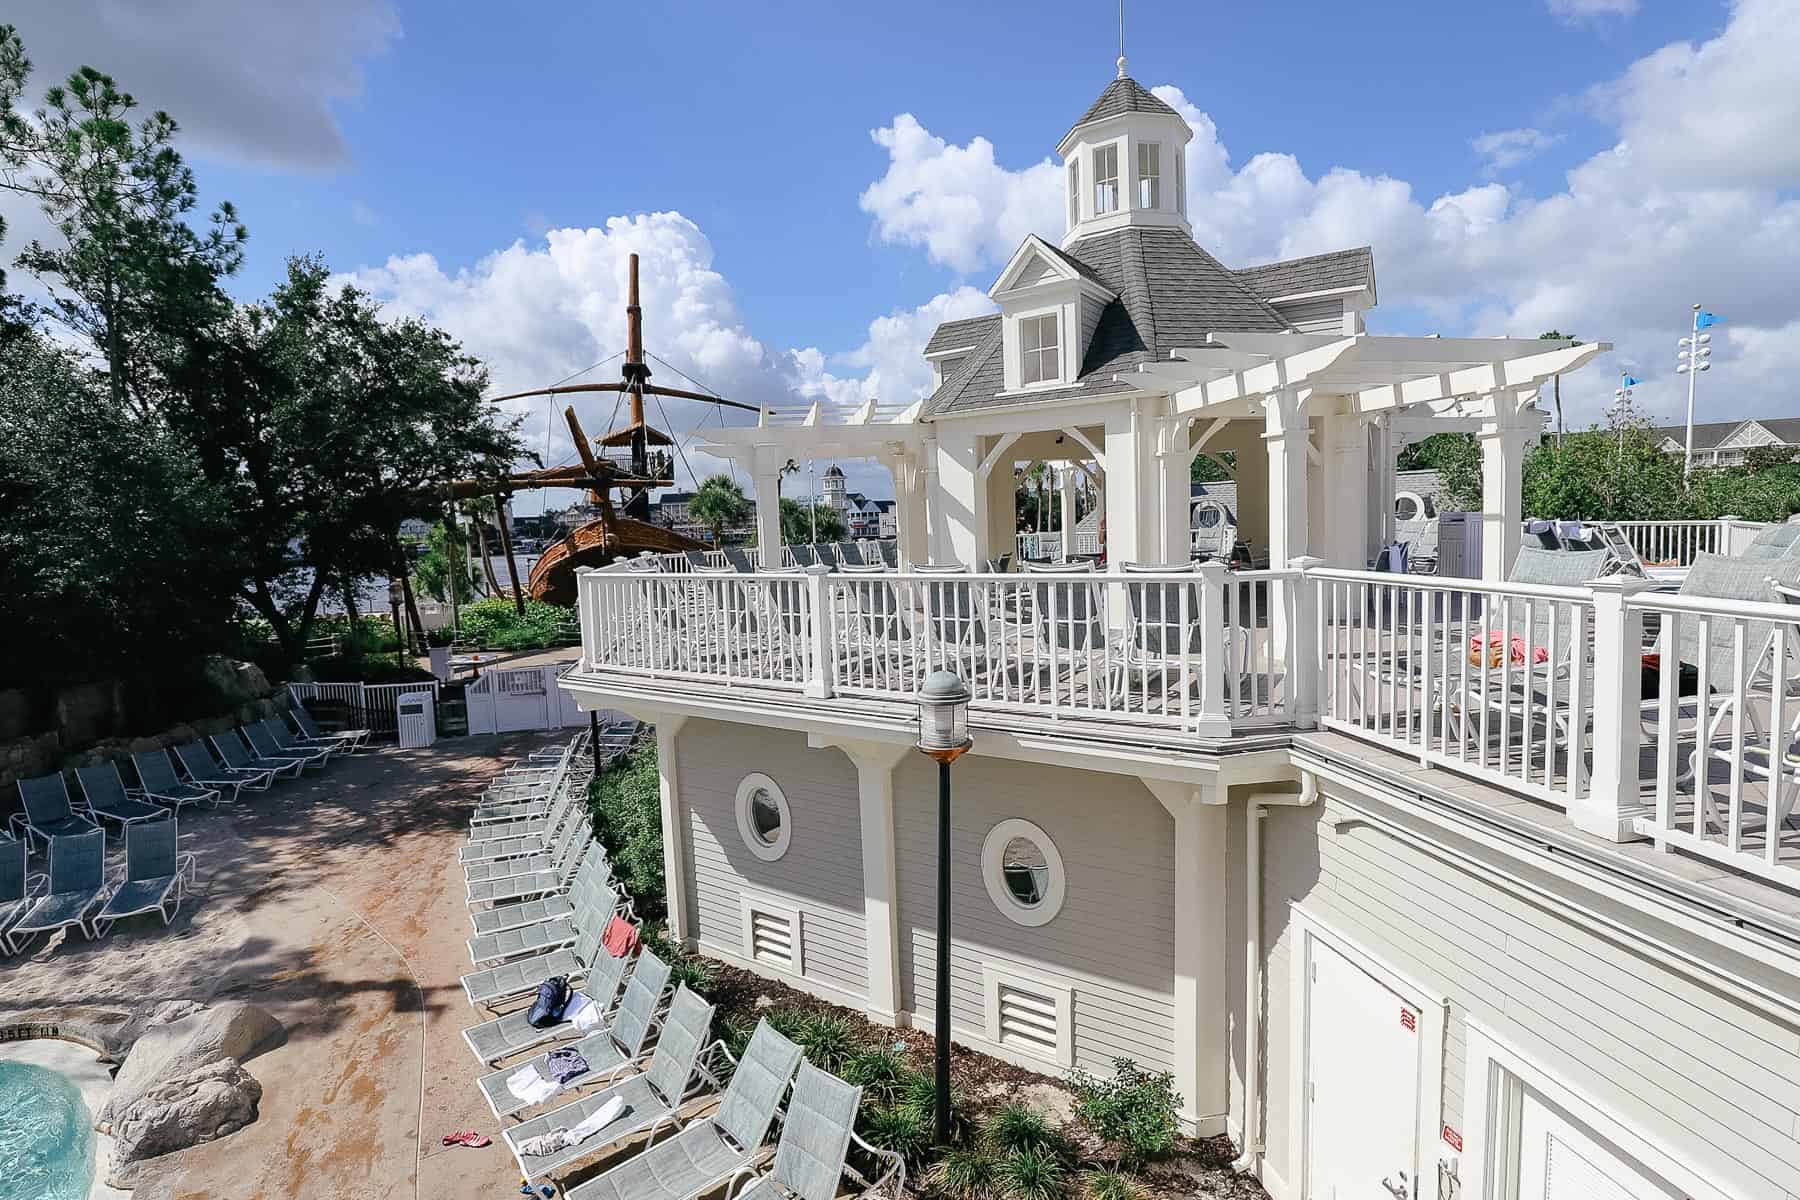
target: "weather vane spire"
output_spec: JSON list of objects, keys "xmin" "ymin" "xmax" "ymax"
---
[{"xmin": 1116, "ymin": 0, "xmax": 1127, "ymax": 77}]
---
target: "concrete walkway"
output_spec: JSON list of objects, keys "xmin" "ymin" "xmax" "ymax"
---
[{"xmin": 0, "ymin": 733, "xmax": 564, "ymax": 1200}]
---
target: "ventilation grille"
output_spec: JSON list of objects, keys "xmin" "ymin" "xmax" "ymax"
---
[
  {"xmin": 748, "ymin": 907, "xmax": 796, "ymax": 969},
  {"xmin": 996, "ymin": 982, "xmax": 1060, "ymax": 1057}
]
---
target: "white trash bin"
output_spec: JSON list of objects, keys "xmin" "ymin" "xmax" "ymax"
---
[{"xmin": 396, "ymin": 690, "xmax": 437, "ymax": 748}]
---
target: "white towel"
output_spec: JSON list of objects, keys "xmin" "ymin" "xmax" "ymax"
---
[
  {"xmin": 566, "ymin": 991, "xmax": 604, "ymax": 1032},
  {"xmin": 506, "ymin": 1064, "xmax": 559, "ymax": 1106},
  {"xmin": 565, "ymin": 1095, "xmax": 627, "ymax": 1146}
]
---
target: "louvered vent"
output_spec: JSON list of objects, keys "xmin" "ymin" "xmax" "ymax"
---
[
  {"xmin": 996, "ymin": 982, "xmax": 1060, "ymax": 1057},
  {"xmin": 748, "ymin": 907, "xmax": 795, "ymax": 969}
]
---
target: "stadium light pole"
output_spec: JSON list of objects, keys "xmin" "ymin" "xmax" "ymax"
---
[{"xmin": 1677, "ymin": 302, "xmax": 1714, "ymax": 482}]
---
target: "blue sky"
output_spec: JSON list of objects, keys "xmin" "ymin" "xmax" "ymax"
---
[{"xmin": 6, "ymin": 1, "xmax": 1798, "ymax": 496}]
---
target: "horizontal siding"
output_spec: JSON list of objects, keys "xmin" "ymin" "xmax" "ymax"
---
[
  {"xmin": 1273, "ymin": 296, "xmax": 1343, "ymax": 334},
  {"xmin": 677, "ymin": 721, "xmax": 867, "ymax": 1001},
  {"xmin": 1256, "ymin": 790, "xmax": 1800, "ymax": 1199},
  {"xmin": 893, "ymin": 755, "xmax": 1176, "ymax": 1077}
]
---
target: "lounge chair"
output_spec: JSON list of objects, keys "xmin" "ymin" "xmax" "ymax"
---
[
  {"xmin": 834, "ymin": 541, "xmax": 865, "ymax": 567},
  {"xmin": 564, "ymin": 1019, "xmax": 805, "ymax": 1200},
  {"xmin": 786, "ymin": 544, "xmax": 817, "ymax": 569},
  {"xmin": 468, "ymin": 852, "xmax": 613, "ymax": 964},
  {"xmin": 470, "ymin": 891, "xmax": 582, "ymax": 940},
  {"xmin": 460, "ymin": 786, "xmax": 580, "ymax": 864},
  {"xmin": 466, "ymin": 827, "xmax": 597, "ymax": 910},
  {"xmin": 212, "ymin": 729, "xmax": 304, "ymax": 780},
  {"xmin": 12, "ymin": 773, "xmax": 102, "ymax": 850},
  {"xmin": 465, "ymin": 813, "xmax": 591, "ymax": 887},
  {"xmin": 256, "ymin": 717, "xmax": 339, "ymax": 767},
  {"xmin": 504, "ymin": 984, "xmax": 720, "ymax": 1184},
  {"xmin": 10, "ymin": 830, "xmax": 109, "ymax": 947},
  {"xmin": 173, "ymin": 739, "xmax": 272, "ymax": 797},
  {"xmin": 94, "ymin": 817, "xmax": 196, "ymax": 934},
  {"xmin": 463, "ymin": 941, "xmax": 640, "ymax": 1065},
  {"xmin": 723, "ymin": 547, "xmax": 755, "ymax": 574},
  {"xmin": 244, "ymin": 721, "xmax": 330, "ymax": 772},
  {"xmin": 73, "ymin": 763, "xmax": 169, "ymax": 830},
  {"xmin": 460, "ymin": 900, "xmax": 622, "ymax": 1010},
  {"xmin": 0, "ymin": 839, "xmax": 47, "ymax": 955},
  {"xmin": 287, "ymin": 701, "xmax": 371, "ymax": 752},
  {"xmin": 726, "ymin": 1062, "xmax": 905, "ymax": 1200},
  {"xmin": 131, "ymin": 749, "xmax": 219, "ymax": 811}
]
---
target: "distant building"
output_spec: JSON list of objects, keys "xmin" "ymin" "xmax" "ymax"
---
[
  {"xmin": 875, "ymin": 499, "xmax": 897, "ymax": 539},
  {"xmin": 1651, "ymin": 418, "xmax": 1800, "ymax": 468},
  {"xmin": 818, "ymin": 464, "xmax": 891, "ymax": 538}
]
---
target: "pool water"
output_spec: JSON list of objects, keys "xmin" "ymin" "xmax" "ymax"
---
[{"xmin": 0, "ymin": 1060, "xmax": 96, "ymax": 1200}]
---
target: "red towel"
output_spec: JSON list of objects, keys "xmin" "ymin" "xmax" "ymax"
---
[{"xmin": 603, "ymin": 916, "xmax": 640, "ymax": 959}]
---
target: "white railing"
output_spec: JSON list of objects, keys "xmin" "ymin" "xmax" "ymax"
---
[
  {"xmin": 288, "ymin": 679, "xmax": 443, "ymax": 735},
  {"xmin": 579, "ymin": 569, "xmax": 820, "ymax": 692},
  {"xmin": 1609, "ymin": 518, "xmax": 1771, "ymax": 567}
]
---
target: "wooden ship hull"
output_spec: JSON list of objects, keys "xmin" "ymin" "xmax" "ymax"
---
[{"xmin": 525, "ymin": 514, "xmax": 705, "ymax": 605}]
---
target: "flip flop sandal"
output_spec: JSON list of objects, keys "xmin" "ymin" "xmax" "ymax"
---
[{"xmin": 441, "ymin": 1130, "xmax": 492, "ymax": 1148}]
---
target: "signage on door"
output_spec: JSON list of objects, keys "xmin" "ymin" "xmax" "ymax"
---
[
  {"xmin": 1400, "ymin": 1008, "xmax": 1417, "ymax": 1032},
  {"xmin": 1441, "ymin": 1124, "xmax": 1463, "ymax": 1152}
]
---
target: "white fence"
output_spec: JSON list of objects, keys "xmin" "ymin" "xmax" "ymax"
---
[
  {"xmin": 287, "ymin": 680, "xmax": 442, "ymax": 736},
  {"xmin": 465, "ymin": 664, "xmax": 588, "ymax": 735}
]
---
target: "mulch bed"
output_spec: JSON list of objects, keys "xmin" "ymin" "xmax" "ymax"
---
[{"xmin": 698, "ymin": 957, "xmax": 1268, "ymax": 1199}]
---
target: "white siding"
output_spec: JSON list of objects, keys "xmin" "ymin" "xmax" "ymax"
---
[
  {"xmin": 892, "ymin": 755, "xmax": 1177, "ymax": 1076},
  {"xmin": 677, "ymin": 721, "xmax": 869, "ymax": 1002},
  {"xmin": 1252, "ymin": 786, "xmax": 1800, "ymax": 1200},
  {"xmin": 1079, "ymin": 294, "xmax": 1103, "ymax": 365},
  {"xmin": 1273, "ymin": 296, "xmax": 1344, "ymax": 334}
]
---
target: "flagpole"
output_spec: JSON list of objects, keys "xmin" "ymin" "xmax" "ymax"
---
[{"xmin": 1684, "ymin": 302, "xmax": 1700, "ymax": 483}]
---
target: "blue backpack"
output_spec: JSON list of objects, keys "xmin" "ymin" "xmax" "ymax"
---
[{"xmin": 527, "ymin": 976, "xmax": 572, "ymax": 1028}]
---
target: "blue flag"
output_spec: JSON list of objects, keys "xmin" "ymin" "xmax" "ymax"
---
[
  {"xmin": 1696, "ymin": 311, "xmax": 1726, "ymax": 330},
  {"xmin": 1622, "ymin": 375, "xmax": 1641, "ymax": 387}
]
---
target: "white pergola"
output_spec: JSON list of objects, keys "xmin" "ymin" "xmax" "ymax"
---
[{"xmin": 704, "ymin": 334, "xmax": 1608, "ymax": 581}]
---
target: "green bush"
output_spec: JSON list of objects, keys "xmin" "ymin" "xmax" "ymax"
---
[
  {"xmin": 860, "ymin": 1104, "xmax": 933, "ymax": 1170},
  {"xmin": 766, "ymin": 1009, "xmax": 858, "ymax": 1074},
  {"xmin": 588, "ymin": 746, "xmax": 665, "ymax": 919},
  {"xmin": 1067, "ymin": 1059, "xmax": 1180, "ymax": 1169},
  {"xmin": 456, "ymin": 597, "xmax": 574, "ymax": 651},
  {"xmin": 923, "ymin": 1145, "xmax": 1002, "ymax": 1199},
  {"xmin": 1079, "ymin": 1166, "xmax": 1143, "ymax": 1200},
  {"xmin": 643, "ymin": 927, "xmax": 714, "ymax": 996},
  {"xmin": 981, "ymin": 1103, "xmax": 1067, "ymax": 1158},
  {"xmin": 998, "ymin": 1145, "xmax": 1068, "ymax": 1200},
  {"xmin": 306, "ymin": 655, "xmax": 434, "ymax": 685},
  {"xmin": 844, "ymin": 1046, "xmax": 911, "ymax": 1107}
]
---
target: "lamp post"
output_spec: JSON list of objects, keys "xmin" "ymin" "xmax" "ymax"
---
[
  {"xmin": 915, "ymin": 670, "xmax": 971, "ymax": 1148},
  {"xmin": 387, "ymin": 579, "xmax": 406, "ymax": 666},
  {"xmin": 1676, "ymin": 302, "xmax": 1714, "ymax": 482}
]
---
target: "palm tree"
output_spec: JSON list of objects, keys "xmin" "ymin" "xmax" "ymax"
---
[
  {"xmin": 688, "ymin": 474, "xmax": 751, "ymax": 545},
  {"xmin": 463, "ymin": 494, "xmax": 504, "ymax": 596}
]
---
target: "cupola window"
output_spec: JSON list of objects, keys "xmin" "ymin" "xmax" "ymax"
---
[
  {"xmin": 1067, "ymin": 160, "xmax": 1081, "ymax": 228},
  {"xmin": 1137, "ymin": 142, "xmax": 1161, "ymax": 209},
  {"xmin": 1020, "ymin": 314, "xmax": 1060, "ymax": 386},
  {"xmin": 1093, "ymin": 144, "xmax": 1119, "ymax": 215}
]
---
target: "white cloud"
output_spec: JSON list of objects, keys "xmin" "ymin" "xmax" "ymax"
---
[
  {"xmin": 1548, "ymin": 0, "xmax": 1640, "ymax": 22},
  {"xmin": 7, "ymin": 1, "xmax": 399, "ymax": 168},
  {"xmin": 850, "ymin": 0, "xmax": 1800, "ymax": 432},
  {"xmin": 1470, "ymin": 127, "xmax": 1564, "ymax": 173}
]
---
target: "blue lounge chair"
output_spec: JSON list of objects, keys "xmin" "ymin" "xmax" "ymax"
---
[
  {"xmin": 12, "ymin": 774, "xmax": 101, "ymax": 851},
  {"xmin": 11, "ymin": 830, "xmax": 109, "ymax": 947},
  {"xmin": 0, "ymin": 839, "xmax": 47, "ymax": 955},
  {"xmin": 73, "ymin": 763, "xmax": 168, "ymax": 830},
  {"xmin": 131, "ymin": 749, "xmax": 219, "ymax": 811},
  {"xmin": 173, "ymin": 739, "xmax": 271, "ymax": 798},
  {"xmin": 212, "ymin": 729, "xmax": 304, "ymax": 779},
  {"xmin": 95, "ymin": 818, "xmax": 195, "ymax": 934}
]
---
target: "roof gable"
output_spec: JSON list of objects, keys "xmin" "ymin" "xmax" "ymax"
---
[
  {"xmin": 1064, "ymin": 76, "xmax": 1182, "ymax": 144},
  {"xmin": 1233, "ymin": 247, "xmax": 1375, "ymax": 303},
  {"xmin": 990, "ymin": 235, "xmax": 1115, "ymax": 298}
]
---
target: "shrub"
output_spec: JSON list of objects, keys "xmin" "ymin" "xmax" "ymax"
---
[
  {"xmin": 981, "ymin": 1103, "xmax": 1066, "ymax": 1158},
  {"xmin": 456, "ymin": 597, "xmax": 573, "ymax": 651},
  {"xmin": 998, "ymin": 1144, "xmax": 1068, "ymax": 1200},
  {"xmin": 1067, "ymin": 1059, "xmax": 1180, "ymax": 1169},
  {"xmin": 772, "ymin": 1010, "xmax": 858, "ymax": 1074},
  {"xmin": 643, "ymin": 927, "xmax": 713, "ymax": 996},
  {"xmin": 897, "ymin": 1070, "xmax": 972, "ymax": 1147},
  {"xmin": 588, "ymin": 746, "xmax": 664, "ymax": 918},
  {"xmin": 860, "ymin": 1104, "xmax": 933, "ymax": 1171},
  {"xmin": 1079, "ymin": 1167, "xmax": 1143, "ymax": 1200},
  {"xmin": 844, "ymin": 1046, "xmax": 911, "ymax": 1107},
  {"xmin": 923, "ymin": 1145, "xmax": 1002, "ymax": 1199}
]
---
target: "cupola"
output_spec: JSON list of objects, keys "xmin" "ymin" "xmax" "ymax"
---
[{"xmin": 1057, "ymin": 57, "xmax": 1192, "ymax": 247}]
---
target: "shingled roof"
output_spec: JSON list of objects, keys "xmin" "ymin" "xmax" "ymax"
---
[
  {"xmin": 924, "ymin": 314, "xmax": 1000, "ymax": 357},
  {"xmin": 1064, "ymin": 76, "xmax": 1182, "ymax": 144},
  {"xmin": 1233, "ymin": 247, "xmax": 1375, "ymax": 303},
  {"xmin": 1649, "ymin": 418, "xmax": 1800, "ymax": 451},
  {"xmin": 922, "ymin": 226, "xmax": 1294, "ymax": 419}
]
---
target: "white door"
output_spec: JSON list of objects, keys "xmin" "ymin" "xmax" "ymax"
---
[
  {"xmin": 1513, "ymin": 1088, "xmax": 1682, "ymax": 1200},
  {"xmin": 1306, "ymin": 938, "xmax": 1422, "ymax": 1199}
]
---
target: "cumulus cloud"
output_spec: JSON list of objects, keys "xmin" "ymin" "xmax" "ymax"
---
[
  {"xmin": 1470, "ymin": 128, "xmax": 1564, "ymax": 173},
  {"xmin": 7, "ymin": 0, "xmax": 399, "ymax": 168},
  {"xmin": 851, "ymin": 0, "xmax": 1800, "ymax": 431},
  {"xmin": 1548, "ymin": 0, "xmax": 1639, "ymax": 21}
]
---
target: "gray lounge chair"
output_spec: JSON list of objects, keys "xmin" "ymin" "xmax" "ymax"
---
[
  {"xmin": 465, "ymin": 814, "xmax": 591, "ymax": 888},
  {"xmin": 0, "ymin": 839, "xmax": 47, "ymax": 955},
  {"xmin": 504, "ymin": 984, "xmax": 720, "ymax": 1183},
  {"xmin": 565, "ymin": 1019, "xmax": 805, "ymax": 1200},
  {"xmin": 73, "ymin": 763, "xmax": 168, "ymax": 830},
  {"xmin": 212, "ymin": 729, "xmax": 304, "ymax": 780},
  {"xmin": 467, "ymin": 831, "xmax": 598, "ymax": 910},
  {"xmin": 786, "ymin": 544, "xmax": 817, "ymax": 569},
  {"xmin": 174, "ymin": 739, "xmax": 272, "ymax": 796},
  {"xmin": 467, "ymin": 849, "xmax": 613, "ymax": 940},
  {"xmin": 727, "ymin": 1062, "xmax": 905, "ymax": 1200},
  {"xmin": 257, "ymin": 717, "xmax": 339, "ymax": 766},
  {"xmin": 12, "ymin": 774, "xmax": 101, "ymax": 850},
  {"xmin": 468, "ymin": 852, "xmax": 614, "ymax": 964},
  {"xmin": 289, "ymin": 699, "xmax": 371, "ymax": 750},
  {"xmin": 463, "ymin": 942, "xmax": 640, "ymax": 1065},
  {"xmin": 245, "ymin": 721, "xmax": 329, "ymax": 772},
  {"xmin": 11, "ymin": 830, "xmax": 109, "ymax": 947},
  {"xmin": 723, "ymin": 547, "xmax": 755, "ymax": 574},
  {"xmin": 475, "ymin": 951, "xmax": 674, "ymax": 1112},
  {"xmin": 95, "ymin": 817, "xmax": 196, "ymax": 934},
  {"xmin": 460, "ymin": 906, "xmax": 619, "ymax": 1010},
  {"xmin": 462, "ymin": 783, "xmax": 581, "ymax": 860},
  {"xmin": 877, "ymin": 540, "xmax": 900, "ymax": 569},
  {"xmin": 132, "ymin": 749, "xmax": 219, "ymax": 811}
]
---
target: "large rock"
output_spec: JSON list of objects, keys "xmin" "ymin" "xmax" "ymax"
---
[
  {"xmin": 105, "ymin": 1059, "xmax": 262, "ymax": 1188},
  {"xmin": 98, "ymin": 1001, "xmax": 282, "ymax": 1128},
  {"xmin": 199, "ymin": 656, "xmax": 271, "ymax": 707}
]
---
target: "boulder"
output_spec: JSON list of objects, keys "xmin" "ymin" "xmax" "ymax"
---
[
  {"xmin": 199, "ymin": 656, "xmax": 269, "ymax": 706},
  {"xmin": 98, "ymin": 1001, "xmax": 282, "ymax": 1128},
  {"xmin": 105, "ymin": 1058, "xmax": 262, "ymax": 1188}
]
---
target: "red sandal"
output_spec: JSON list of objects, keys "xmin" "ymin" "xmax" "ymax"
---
[{"xmin": 441, "ymin": 1130, "xmax": 492, "ymax": 1148}]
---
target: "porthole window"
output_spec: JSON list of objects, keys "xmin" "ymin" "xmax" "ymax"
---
[
  {"xmin": 981, "ymin": 819, "xmax": 1065, "ymax": 927},
  {"xmin": 735, "ymin": 773, "xmax": 792, "ymax": 862},
  {"xmin": 1196, "ymin": 503, "xmax": 1224, "ymax": 529}
]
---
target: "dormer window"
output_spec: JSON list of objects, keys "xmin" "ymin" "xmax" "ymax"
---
[
  {"xmin": 1020, "ymin": 314, "xmax": 1060, "ymax": 386},
  {"xmin": 1137, "ymin": 143, "xmax": 1161, "ymax": 209},
  {"xmin": 1093, "ymin": 145, "xmax": 1119, "ymax": 215},
  {"xmin": 1068, "ymin": 160, "xmax": 1080, "ymax": 228}
]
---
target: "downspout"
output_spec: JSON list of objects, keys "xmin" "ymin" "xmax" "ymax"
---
[{"xmin": 1233, "ymin": 772, "xmax": 1318, "ymax": 1175}]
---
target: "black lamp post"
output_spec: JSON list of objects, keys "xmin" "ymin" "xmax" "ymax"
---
[
  {"xmin": 387, "ymin": 579, "xmax": 406, "ymax": 666},
  {"xmin": 916, "ymin": 670, "xmax": 971, "ymax": 1147}
]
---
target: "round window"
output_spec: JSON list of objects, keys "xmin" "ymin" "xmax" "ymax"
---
[
  {"xmin": 735, "ymin": 773, "xmax": 792, "ymax": 861},
  {"xmin": 1196, "ymin": 503, "xmax": 1223, "ymax": 529},
  {"xmin": 981, "ymin": 819, "xmax": 1065, "ymax": 926},
  {"xmin": 1395, "ymin": 495, "xmax": 1420, "ymax": 522}
]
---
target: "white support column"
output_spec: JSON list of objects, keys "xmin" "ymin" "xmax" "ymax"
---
[
  {"xmin": 1262, "ymin": 391, "xmax": 1311, "ymax": 571},
  {"xmin": 889, "ymin": 449, "xmax": 929, "ymax": 569},
  {"xmin": 1059, "ymin": 464, "xmax": 1079, "ymax": 562},
  {"xmin": 1369, "ymin": 416, "xmax": 1397, "ymax": 558},
  {"xmin": 752, "ymin": 467, "xmax": 783, "ymax": 566},
  {"xmin": 655, "ymin": 714, "xmax": 693, "ymax": 945},
  {"xmin": 1578, "ymin": 577, "xmax": 1653, "ymax": 841},
  {"xmin": 1157, "ymin": 413, "xmax": 1194, "ymax": 564},
  {"xmin": 1478, "ymin": 404, "xmax": 1535, "ymax": 581},
  {"xmin": 1287, "ymin": 555, "xmax": 1324, "ymax": 729},
  {"xmin": 1141, "ymin": 779, "xmax": 1229, "ymax": 1136},
  {"xmin": 934, "ymin": 430, "xmax": 980, "ymax": 567},
  {"xmin": 1104, "ymin": 398, "xmax": 1151, "ymax": 566},
  {"xmin": 1317, "ymin": 406, "xmax": 1368, "ymax": 569},
  {"xmin": 817, "ymin": 736, "xmax": 912, "ymax": 1025},
  {"xmin": 1194, "ymin": 561, "xmax": 1234, "ymax": 737}
]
